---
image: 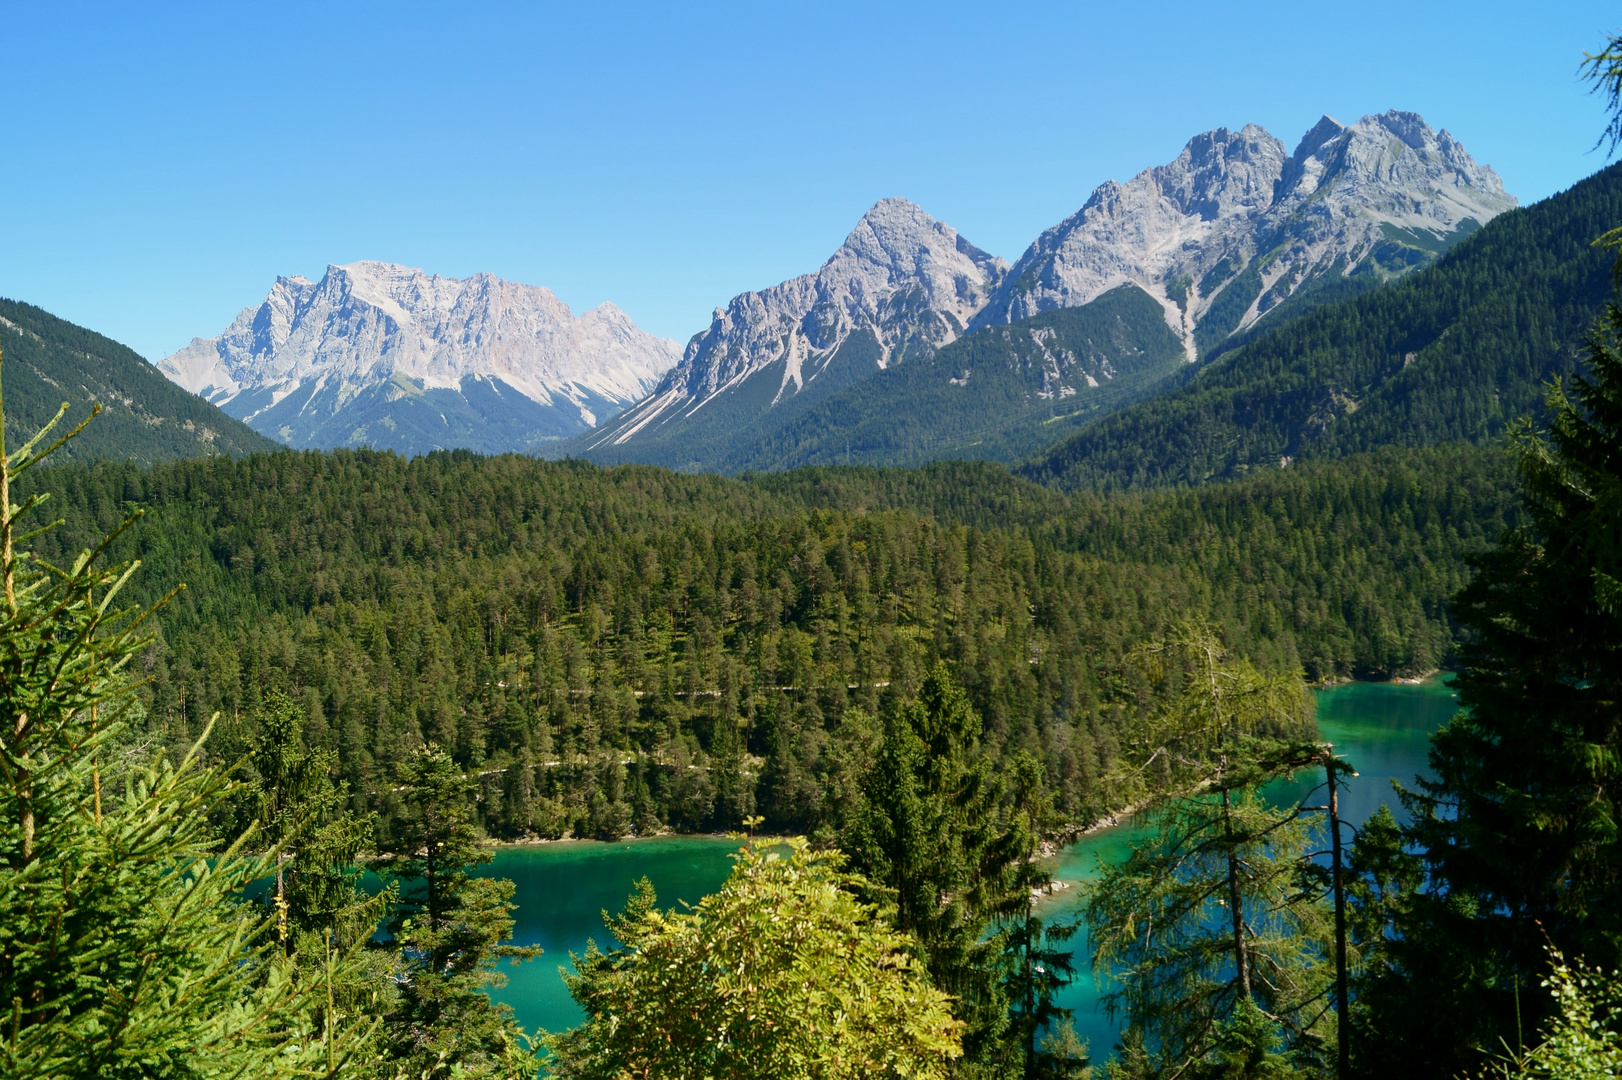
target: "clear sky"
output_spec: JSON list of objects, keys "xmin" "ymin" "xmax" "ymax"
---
[{"xmin": 3, "ymin": 1, "xmax": 1618, "ymax": 360}]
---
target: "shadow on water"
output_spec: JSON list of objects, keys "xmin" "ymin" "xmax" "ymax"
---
[
  {"xmin": 482, "ymin": 677, "xmax": 1460, "ymax": 1051},
  {"xmin": 1044, "ymin": 675, "xmax": 1461, "ymax": 1058}
]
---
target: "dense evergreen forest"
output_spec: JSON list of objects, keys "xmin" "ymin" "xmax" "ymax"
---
[
  {"xmin": 9, "ymin": 32, "xmax": 1622, "ymax": 1080},
  {"xmin": 21, "ymin": 442, "xmax": 1514, "ymax": 842},
  {"xmin": 0, "ymin": 298, "xmax": 276, "ymax": 462},
  {"xmin": 1022, "ymin": 161, "xmax": 1622, "ymax": 490}
]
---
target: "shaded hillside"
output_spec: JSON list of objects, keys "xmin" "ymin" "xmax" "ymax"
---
[
  {"xmin": 1020, "ymin": 163, "xmax": 1622, "ymax": 490},
  {"xmin": 0, "ymin": 299, "xmax": 276, "ymax": 464},
  {"xmin": 718, "ymin": 284, "xmax": 1188, "ymax": 471}
]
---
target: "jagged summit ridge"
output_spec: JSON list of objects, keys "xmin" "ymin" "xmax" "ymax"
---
[
  {"xmin": 159, "ymin": 262, "xmax": 680, "ymax": 454},
  {"xmin": 976, "ymin": 110, "xmax": 1517, "ymax": 355},
  {"xmin": 580, "ymin": 198, "xmax": 1006, "ymax": 451}
]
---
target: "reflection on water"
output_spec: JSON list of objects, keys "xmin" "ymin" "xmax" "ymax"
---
[
  {"xmin": 483, "ymin": 677, "xmax": 1461, "ymax": 1051},
  {"xmin": 1046, "ymin": 675, "xmax": 1460, "ymax": 1056}
]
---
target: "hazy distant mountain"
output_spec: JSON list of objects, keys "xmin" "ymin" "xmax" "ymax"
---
[
  {"xmin": 0, "ymin": 297, "xmax": 275, "ymax": 464},
  {"xmin": 977, "ymin": 111, "xmax": 1517, "ymax": 360},
  {"xmin": 160, "ymin": 262, "xmax": 679, "ymax": 456},
  {"xmin": 561, "ymin": 198, "xmax": 1007, "ymax": 467}
]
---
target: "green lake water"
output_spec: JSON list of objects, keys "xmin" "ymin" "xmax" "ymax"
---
[{"xmin": 481, "ymin": 676, "xmax": 1462, "ymax": 1052}]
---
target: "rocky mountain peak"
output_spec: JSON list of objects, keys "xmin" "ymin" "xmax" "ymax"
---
[
  {"xmin": 158, "ymin": 262, "xmax": 679, "ymax": 455},
  {"xmin": 657, "ymin": 199, "xmax": 1005, "ymax": 402},
  {"xmin": 571, "ymin": 200, "xmax": 1006, "ymax": 459},
  {"xmin": 976, "ymin": 110, "xmax": 1516, "ymax": 355},
  {"xmin": 1292, "ymin": 115, "xmax": 1348, "ymax": 162}
]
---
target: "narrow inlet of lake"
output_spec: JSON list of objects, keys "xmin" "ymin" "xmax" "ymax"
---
[{"xmin": 481, "ymin": 676, "xmax": 1460, "ymax": 1053}]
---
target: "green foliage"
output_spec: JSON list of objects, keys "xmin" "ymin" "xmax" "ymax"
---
[
  {"xmin": 0, "ymin": 298, "xmax": 276, "ymax": 464},
  {"xmin": 1085, "ymin": 627, "xmax": 1331, "ymax": 1080},
  {"xmin": 1099, "ymin": 623, "xmax": 1315, "ymax": 808},
  {"xmin": 249, "ymin": 689, "xmax": 386, "ymax": 953},
  {"xmin": 1353, "ymin": 300, "xmax": 1622, "ymax": 1078},
  {"xmin": 1023, "ymin": 163, "xmax": 1622, "ymax": 491},
  {"xmin": 376, "ymin": 745, "xmax": 540, "ymax": 1079},
  {"xmin": 708, "ymin": 284, "xmax": 1189, "ymax": 473},
  {"xmin": 544, "ymin": 839, "xmax": 963, "ymax": 1080},
  {"xmin": 0, "ymin": 365, "xmax": 373, "ymax": 1077},
  {"xmin": 12, "ymin": 441, "xmax": 1513, "ymax": 844},
  {"xmin": 999, "ymin": 752, "xmax": 1083, "ymax": 1080},
  {"xmin": 1486, "ymin": 948, "xmax": 1622, "ymax": 1080},
  {"xmin": 1089, "ymin": 795, "xmax": 1334, "ymax": 1080},
  {"xmin": 1583, "ymin": 30, "xmax": 1622, "ymax": 159},
  {"xmin": 840, "ymin": 664, "xmax": 1015, "ymax": 1069}
]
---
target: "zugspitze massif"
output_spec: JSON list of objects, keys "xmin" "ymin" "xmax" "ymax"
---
[
  {"xmin": 159, "ymin": 110, "xmax": 1512, "ymax": 462},
  {"xmin": 159, "ymin": 261, "xmax": 680, "ymax": 456}
]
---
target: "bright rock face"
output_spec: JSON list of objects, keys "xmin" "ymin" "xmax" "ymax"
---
[
  {"xmin": 975, "ymin": 111, "xmax": 1517, "ymax": 357},
  {"xmin": 579, "ymin": 197, "xmax": 1006, "ymax": 454},
  {"xmin": 165, "ymin": 111, "xmax": 1512, "ymax": 464},
  {"xmin": 159, "ymin": 262, "xmax": 679, "ymax": 455}
]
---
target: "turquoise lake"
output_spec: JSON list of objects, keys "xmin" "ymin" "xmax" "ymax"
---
[{"xmin": 479, "ymin": 675, "xmax": 1461, "ymax": 1054}]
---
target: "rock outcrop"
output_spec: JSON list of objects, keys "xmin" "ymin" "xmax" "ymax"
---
[{"xmin": 160, "ymin": 262, "xmax": 679, "ymax": 455}]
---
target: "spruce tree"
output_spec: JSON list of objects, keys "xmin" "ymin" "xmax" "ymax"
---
[
  {"xmin": 0, "ymin": 361, "xmax": 376, "ymax": 1077},
  {"xmin": 1353, "ymin": 289, "xmax": 1622, "ymax": 1080},
  {"xmin": 1343, "ymin": 35, "xmax": 1622, "ymax": 1079},
  {"xmin": 376, "ymin": 744, "xmax": 539, "ymax": 1079},
  {"xmin": 840, "ymin": 664, "xmax": 1015, "ymax": 1073},
  {"xmin": 997, "ymin": 752, "xmax": 1083, "ymax": 1080}
]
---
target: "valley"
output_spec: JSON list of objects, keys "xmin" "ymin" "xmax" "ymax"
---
[{"xmin": 3, "ymin": 15, "xmax": 1619, "ymax": 1078}]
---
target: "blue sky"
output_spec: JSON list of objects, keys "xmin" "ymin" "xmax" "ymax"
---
[{"xmin": 3, "ymin": 1, "xmax": 1618, "ymax": 359}]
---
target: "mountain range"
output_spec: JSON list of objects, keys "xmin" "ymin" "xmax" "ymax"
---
[
  {"xmin": 558, "ymin": 110, "xmax": 1514, "ymax": 470},
  {"xmin": 151, "ymin": 109, "xmax": 1513, "ymax": 471},
  {"xmin": 159, "ymin": 262, "xmax": 679, "ymax": 456},
  {"xmin": 1019, "ymin": 160, "xmax": 1622, "ymax": 490},
  {"xmin": 975, "ymin": 111, "xmax": 1515, "ymax": 358}
]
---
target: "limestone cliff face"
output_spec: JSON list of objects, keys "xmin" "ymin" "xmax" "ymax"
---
[
  {"xmin": 159, "ymin": 262, "xmax": 678, "ymax": 455},
  {"xmin": 976, "ymin": 111, "xmax": 1517, "ymax": 357},
  {"xmin": 578, "ymin": 198, "xmax": 1007, "ymax": 453}
]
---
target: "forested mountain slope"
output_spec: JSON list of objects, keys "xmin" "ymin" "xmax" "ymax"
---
[
  {"xmin": 0, "ymin": 299, "xmax": 276, "ymax": 463},
  {"xmin": 25, "ymin": 444, "xmax": 1513, "ymax": 839},
  {"xmin": 1021, "ymin": 162, "xmax": 1622, "ymax": 490},
  {"xmin": 714, "ymin": 284, "xmax": 1187, "ymax": 471}
]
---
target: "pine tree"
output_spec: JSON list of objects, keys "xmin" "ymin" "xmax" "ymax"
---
[{"xmin": 0, "ymin": 360, "xmax": 376, "ymax": 1077}]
